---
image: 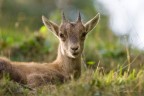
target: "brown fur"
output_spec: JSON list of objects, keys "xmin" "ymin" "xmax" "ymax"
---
[{"xmin": 0, "ymin": 12, "xmax": 100, "ymax": 87}]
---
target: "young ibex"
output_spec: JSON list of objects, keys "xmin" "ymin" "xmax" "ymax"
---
[{"xmin": 0, "ymin": 12, "xmax": 100, "ymax": 87}]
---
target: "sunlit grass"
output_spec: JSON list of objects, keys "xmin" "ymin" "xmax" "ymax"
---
[{"xmin": 1, "ymin": 67, "xmax": 144, "ymax": 96}]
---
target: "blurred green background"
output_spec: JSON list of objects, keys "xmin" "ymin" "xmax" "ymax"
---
[{"xmin": 0, "ymin": 0, "xmax": 143, "ymax": 72}]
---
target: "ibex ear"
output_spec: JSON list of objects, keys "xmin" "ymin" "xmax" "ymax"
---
[
  {"xmin": 84, "ymin": 13, "xmax": 100, "ymax": 32},
  {"xmin": 42, "ymin": 16, "xmax": 59, "ymax": 36}
]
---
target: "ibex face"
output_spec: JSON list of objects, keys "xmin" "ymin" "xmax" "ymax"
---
[{"xmin": 42, "ymin": 12, "xmax": 100, "ymax": 58}]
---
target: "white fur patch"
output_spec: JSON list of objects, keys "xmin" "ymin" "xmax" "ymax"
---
[
  {"xmin": 67, "ymin": 52, "xmax": 76, "ymax": 58},
  {"xmin": 60, "ymin": 45, "xmax": 65, "ymax": 56}
]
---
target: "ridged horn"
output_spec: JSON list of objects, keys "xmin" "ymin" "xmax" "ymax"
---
[
  {"xmin": 77, "ymin": 11, "xmax": 81, "ymax": 22},
  {"xmin": 62, "ymin": 11, "xmax": 66, "ymax": 23}
]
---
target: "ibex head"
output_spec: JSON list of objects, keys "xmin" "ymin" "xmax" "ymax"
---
[{"xmin": 42, "ymin": 12, "xmax": 100, "ymax": 58}]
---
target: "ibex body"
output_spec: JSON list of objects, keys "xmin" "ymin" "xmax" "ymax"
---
[{"xmin": 0, "ymin": 12, "xmax": 100, "ymax": 87}]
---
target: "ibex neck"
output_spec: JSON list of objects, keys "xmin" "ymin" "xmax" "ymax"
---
[{"xmin": 56, "ymin": 45, "xmax": 81, "ymax": 77}]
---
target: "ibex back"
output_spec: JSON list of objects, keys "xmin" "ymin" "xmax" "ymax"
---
[{"xmin": 0, "ymin": 12, "xmax": 100, "ymax": 87}]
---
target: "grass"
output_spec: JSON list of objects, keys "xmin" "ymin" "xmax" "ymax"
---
[
  {"xmin": 1, "ymin": 67, "xmax": 144, "ymax": 96},
  {"xmin": 0, "ymin": 20, "xmax": 144, "ymax": 96}
]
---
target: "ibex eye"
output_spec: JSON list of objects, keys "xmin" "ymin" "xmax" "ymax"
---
[
  {"xmin": 59, "ymin": 33, "xmax": 65, "ymax": 38},
  {"xmin": 81, "ymin": 32, "xmax": 87, "ymax": 38}
]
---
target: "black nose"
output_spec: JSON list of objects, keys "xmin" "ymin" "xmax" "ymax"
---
[{"xmin": 71, "ymin": 46, "xmax": 79, "ymax": 51}]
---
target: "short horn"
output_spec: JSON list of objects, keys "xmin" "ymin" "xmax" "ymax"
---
[
  {"xmin": 77, "ymin": 11, "xmax": 81, "ymax": 22},
  {"xmin": 62, "ymin": 11, "xmax": 66, "ymax": 23}
]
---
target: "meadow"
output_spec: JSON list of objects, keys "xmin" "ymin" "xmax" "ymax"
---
[{"xmin": 0, "ymin": 13, "xmax": 144, "ymax": 96}]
